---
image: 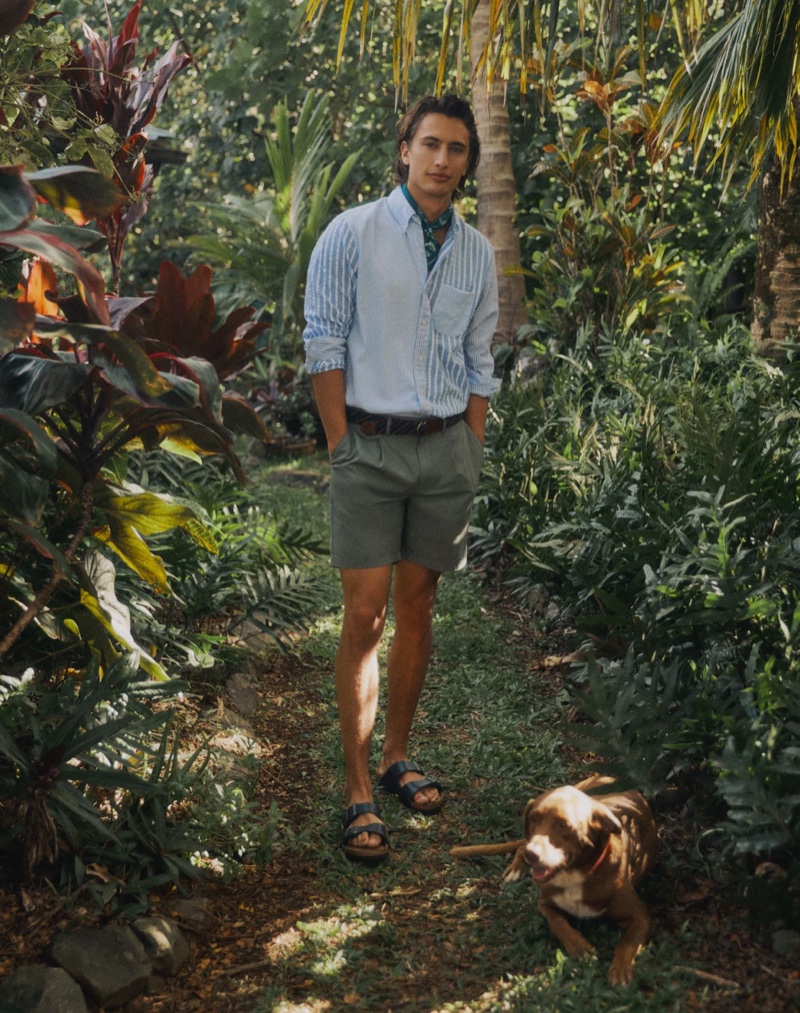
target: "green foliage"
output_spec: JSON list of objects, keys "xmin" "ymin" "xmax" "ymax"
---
[
  {"xmin": 187, "ymin": 783, "xmax": 281, "ymax": 877},
  {"xmin": 479, "ymin": 329, "xmax": 800, "ymax": 861},
  {"xmin": 0, "ymin": 654, "xmax": 201, "ymax": 899},
  {"xmin": 0, "ymin": 6, "xmax": 83, "ymax": 169},
  {"xmin": 0, "ymin": 2, "xmax": 332, "ymax": 895},
  {"xmin": 119, "ymin": 453, "xmax": 332, "ymax": 667},
  {"xmin": 184, "ymin": 90, "xmax": 359, "ymax": 361}
]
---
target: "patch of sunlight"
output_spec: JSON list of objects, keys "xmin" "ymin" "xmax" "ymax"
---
[
  {"xmin": 265, "ymin": 927, "xmax": 304, "ymax": 961},
  {"xmin": 309, "ymin": 946, "xmax": 347, "ymax": 978},
  {"xmin": 297, "ymin": 903, "xmax": 383, "ymax": 949},
  {"xmin": 272, "ymin": 1000, "xmax": 331, "ymax": 1013},
  {"xmin": 311, "ymin": 614, "xmax": 340, "ymax": 637},
  {"xmin": 266, "ymin": 904, "xmax": 384, "ymax": 976}
]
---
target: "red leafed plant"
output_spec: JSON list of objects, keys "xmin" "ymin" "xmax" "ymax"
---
[
  {"xmin": 61, "ymin": 0, "xmax": 191, "ymax": 291},
  {"xmin": 143, "ymin": 261, "xmax": 269, "ymax": 380}
]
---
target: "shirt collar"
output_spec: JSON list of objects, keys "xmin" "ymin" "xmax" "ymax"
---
[{"xmin": 388, "ymin": 185, "xmax": 461, "ymax": 236}]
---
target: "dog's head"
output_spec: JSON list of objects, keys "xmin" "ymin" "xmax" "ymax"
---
[{"xmin": 521, "ymin": 786, "xmax": 622, "ymax": 884}]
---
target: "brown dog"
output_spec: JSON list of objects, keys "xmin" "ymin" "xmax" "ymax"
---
[{"xmin": 450, "ymin": 776, "xmax": 658, "ymax": 985}]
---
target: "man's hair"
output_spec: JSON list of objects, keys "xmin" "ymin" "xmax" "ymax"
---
[{"xmin": 393, "ymin": 94, "xmax": 480, "ymax": 193}]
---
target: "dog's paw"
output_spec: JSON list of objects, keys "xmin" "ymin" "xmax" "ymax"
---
[
  {"xmin": 607, "ymin": 957, "xmax": 634, "ymax": 986},
  {"xmin": 563, "ymin": 937, "xmax": 596, "ymax": 960},
  {"xmin": 502, "ymin": 866, "xmax": 524, "ymax": 883}
]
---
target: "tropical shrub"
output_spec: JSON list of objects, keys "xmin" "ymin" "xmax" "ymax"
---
[
  {"xmin": 477, "ymin": 327, "xmax": 800, "ymax": 864},
  {"xmin": 182, "ymin": 90, "xmax": 359, "ymax": 441},
  {"xmin": 0, "ymin": 654, "xmax": 202, "ymax": 907},
  {"xmin": 0, "ymin": 3, "xmax": 328, "ymax": 896}
]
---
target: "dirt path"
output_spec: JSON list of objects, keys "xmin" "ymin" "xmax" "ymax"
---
[
  {"xmin": 136, "ymin": 599, "xmax": 798, "ymax": 1013},
  {"xmin": 3, "ymin": 586, "xmax": 798, "ymax": 1012}
]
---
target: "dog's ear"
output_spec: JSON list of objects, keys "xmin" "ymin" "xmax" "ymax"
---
[
  {"xmin": 590, "ymin": 801, "xmax": 623, "ymax": 837},
  {"xmin": 522, "ymin": 797, "xmax": 540, "ymax": 835}
]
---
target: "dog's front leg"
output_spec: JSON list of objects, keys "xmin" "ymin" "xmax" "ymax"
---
[
  {"xmin": 537, "ymin": 897, "xmax": 596, "ymax": 960},
  {"xmin": 501, "ymin": 845, "xmax": 529, "ymax": 882},
  {"xmin": 606, "ymin": 892, "xmax": 652, "ymax": 986}
]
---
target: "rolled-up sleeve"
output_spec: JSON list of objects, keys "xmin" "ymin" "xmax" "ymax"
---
[
  {"xmin": 464, "ymin": 246, "xmax": 501, "ymax": 398},
  {"xmin": 303, "ymin": 216, "xmax": 359, "ymax": 374}
]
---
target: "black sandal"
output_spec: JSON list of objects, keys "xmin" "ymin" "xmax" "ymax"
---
[
  {"xmin": 341, "ymin": 802, "xmax": 389, "ymax": 864},
  {"xmin": 377, "ymin": 760, "xmax": 444, "ymax": 814}
]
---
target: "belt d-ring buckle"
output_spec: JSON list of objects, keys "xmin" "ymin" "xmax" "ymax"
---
[{"xmin": 415, "ymin": 419, "xmax": 428, "ymax": 435}]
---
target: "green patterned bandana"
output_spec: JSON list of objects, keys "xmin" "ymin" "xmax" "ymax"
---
[{"xmin": 402, "ymin": 183, "xmax": 454, "ymax": 271}]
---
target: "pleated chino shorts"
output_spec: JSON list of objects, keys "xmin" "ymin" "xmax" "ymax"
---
[{"xmin": 328, "ymin": 420, "xmax": 485, "ymax": 572}]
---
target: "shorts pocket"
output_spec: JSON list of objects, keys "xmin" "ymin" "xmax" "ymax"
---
[
  {"xmin": 329, "ymin": 426, "xmax": 355, "ymax": 464},
  {"xmin": 451, "ymin": 422, "xmax": 484, "ymax": 487}
]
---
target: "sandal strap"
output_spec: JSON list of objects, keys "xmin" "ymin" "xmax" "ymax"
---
[
  {"xmin": 379, "ymin": 760, "xmax": 442, "ymax": 801},
  {"xmin": 342, "ymin": 822, "xmax": 388, "ymax": 846},
  {"xmin": 343, "ymin": 801, "xmax": 382, "ymax": 827},
  {"xmin": 395, "ymin": 776, "xmax": 443, "ymax": 806},
  {"xmin": 380, "ymin": 760, "xmax": 423, "ymax": 786}
]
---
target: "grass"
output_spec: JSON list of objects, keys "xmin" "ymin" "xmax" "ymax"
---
[{"xmin": 234, "ymin": 475, "xmax": 716, "ymax": 1011}]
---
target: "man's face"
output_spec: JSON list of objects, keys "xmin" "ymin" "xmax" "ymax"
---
[{"xmin": 400, "ymin": 112, "xmax": 471, "ymax": 209}]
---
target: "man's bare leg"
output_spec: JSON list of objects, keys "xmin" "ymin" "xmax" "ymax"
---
[
  {"xmin": 337, "ymin": 565, "xmax": 393, "ymax": 850},
  {"xmin": 377, "ymin": 559, "xmax": 442, "ymax": 809}
]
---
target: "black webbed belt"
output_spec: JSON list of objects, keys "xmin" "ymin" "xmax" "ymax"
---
[{"xmin": 345, "ymin": 407, "xmax": 464, "ymax": 436}]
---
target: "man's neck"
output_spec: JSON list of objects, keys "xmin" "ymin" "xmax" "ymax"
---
[{"xmin": 404, "ymin": 183, "xmax": 452, "ymax": 223}]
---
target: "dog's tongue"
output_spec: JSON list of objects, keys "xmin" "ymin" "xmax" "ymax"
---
[{"xmin": 531, "ymin": 866, "xmax": 550, "ymax": 884}]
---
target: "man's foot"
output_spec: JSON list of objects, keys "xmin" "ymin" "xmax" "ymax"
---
[
  {"xmin": 341, "ymin": 802, "xmax": 389, "ymax": 864},
  {"xmin": 377, "ymin": 759, "xmax": 444, "ymax": 814}
]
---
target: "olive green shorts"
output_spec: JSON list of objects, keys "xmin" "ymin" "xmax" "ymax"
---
[{"xmin": 328, "ymin": 420, "xmax": 485, "ymax": 572}]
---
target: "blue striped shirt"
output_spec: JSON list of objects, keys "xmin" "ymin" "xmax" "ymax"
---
[{"xmin": 303, "ymin": 186, "xmax": 500, "ymax": 417}]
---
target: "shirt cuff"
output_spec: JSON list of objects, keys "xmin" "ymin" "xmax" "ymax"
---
[
  {"xmin": 306, "ymin": 357, "xmax": 346, "ymax": 375},
  {"xmin": 469, "ymin": 376, "xmax": 502, "ymax": 399}
]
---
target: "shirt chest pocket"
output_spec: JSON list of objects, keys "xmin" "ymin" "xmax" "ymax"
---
[{"xmin": 431, "ymin": 283, "xmax": 474, "ymax": 337}]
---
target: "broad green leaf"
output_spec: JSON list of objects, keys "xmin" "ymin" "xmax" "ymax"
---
[
  {"xmin": 26, "ymin": 166, "xmax": 125, "ymax": 224},
  {"xmin": 97, "ymin": 332, "xmax": 172, "ymax": 399},
  {"xmin": 177, "ymin": 355, "xmax": 223, "ymax": 421},
  {"xmin": 92, "ymin": 522, "xmax": 170, "ymax": 593},
  {"xmin": 221, "ymin": 391, "xmax": 270, "ymax": 441},
  {"xmin": 1, "ymin": 228, "xmax": 109, "ymax": 324},
  {"xmin": 2, "ymin": 520, "xmax": 72, "ymax": 577},
  {"xmin": 0, "ymin": 164, "xmax": 35, "ymax": 232},
  {"xmin": 159, "ymin": 438, "xmax": 202, "ymax": 463},
  {"xmin": 0, "ymin": 407, "xmax": 59, "ymax": 524},
  {"xmin": 79, "ymin": 588, "xmax": 168, "ymax": 680},
  {"xmin": 26, "ymin": 219, "xmax": 104, "ymax": 251},
  {"xmin": 100, "ymin": 489, "xmax": 202, "ymax": 538},
  {"xmin": 0, "ymin": 298, "xmax": 35, "ymax": 349},
  {"xmin": 0, "ymin": 407, "xmax": 58, "ymax": 475},
  {"xmin": 0, "ymin": 352, "xmax": 90, "ymax": 415},
  {"xmin": 102, "ymin": 363, "xmax": 199, "ymax": 408}
]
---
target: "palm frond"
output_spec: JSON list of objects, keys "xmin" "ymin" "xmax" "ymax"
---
[{"xmin": 658, "ymin": 0, "xmax": 800, "ymax": 189}]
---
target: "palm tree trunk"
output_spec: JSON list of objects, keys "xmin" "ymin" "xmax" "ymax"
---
[
  {"xmin": 470, "ymin": 0, "xmax": 527, "ymax": 355},
  {"xmin": 752, "ymin": 99, "xmax": 800, "ymax": 355}
]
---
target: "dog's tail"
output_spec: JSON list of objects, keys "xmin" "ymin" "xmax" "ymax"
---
[{"xmin": 450, "ymin": 840, "xmax": 525, "ymax": 858}]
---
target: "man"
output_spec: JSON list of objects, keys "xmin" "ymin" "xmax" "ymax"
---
[{"xmin": 303, "ymin": 94, "xmax": 500, "ymax": 863}]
